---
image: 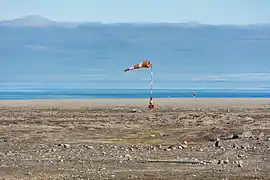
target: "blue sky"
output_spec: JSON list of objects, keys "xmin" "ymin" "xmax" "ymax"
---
[{"xmin": 0, "ymin": 0, "xmax": 270, "ymax": 24}]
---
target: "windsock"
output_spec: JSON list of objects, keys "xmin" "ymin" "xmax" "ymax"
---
[
  {"xmin": 124, "ymin": 60, "xmax": 152, "ymax": 72},
  {"xmin": 124, "ymin": 60, "xmax": 154, "ymax": 111}
]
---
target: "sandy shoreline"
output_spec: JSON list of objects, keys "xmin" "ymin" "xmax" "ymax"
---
[{"xmin": 0, "ymin": 98, "xmax": 269, "ymax": 108}]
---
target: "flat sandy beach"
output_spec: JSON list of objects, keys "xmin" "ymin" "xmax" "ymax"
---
[
  {"xmin": 1, "ymin": 98, "xmax": 269, "ymax": 108},
  {"xmin": 0, "ymin": 98, "xmax": 269, "ymax": 179}
]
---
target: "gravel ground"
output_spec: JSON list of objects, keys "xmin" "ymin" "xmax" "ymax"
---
[{"xmin": 0, "ymin": 99, "xmax": 270, "ymax": 179}]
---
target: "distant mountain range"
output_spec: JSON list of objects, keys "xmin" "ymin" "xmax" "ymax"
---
[
  {"xmin": 1, "ymin": 15, "xmax": 270, "ymax": 27},
  {"xmin": 0, "ymin": 15, "xmax": 82, "ymax": 28}
]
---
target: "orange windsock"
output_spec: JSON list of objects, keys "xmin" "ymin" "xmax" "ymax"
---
[{"xmin": 124, "ymin": 60, "xmax": 152, "ymax": 72}]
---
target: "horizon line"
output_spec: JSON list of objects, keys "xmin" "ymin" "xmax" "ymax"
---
[{"xmin": 1, "ymin": 14, "xmax": 270, "ymax": 26}]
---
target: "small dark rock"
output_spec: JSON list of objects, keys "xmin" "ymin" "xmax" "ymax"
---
[
  {"xmin": 232, "ymin": 133, "xmax": 240, "ymax": 139},
  {"xmin": 238, "ymin": 160, "xmax": 243, "ymax": 167},
  {"xmin": 63, "ymin": 144, "xmax": 70, "ymax": 148},
  {"xmin": 218, "ymin": 160, "xmax": 223, "ymax": 164},
  {"xmin": 83, "ymin": 145, "xmax": 94, "ymax": 149},
  {"xmin": 215, "ymin": 138, "xmax": 220, "ymax": 147},
  {"xmin": 224, "ymin": 158, "xmax": 229, "ymax": 164}
]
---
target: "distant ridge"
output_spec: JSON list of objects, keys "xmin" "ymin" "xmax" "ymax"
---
[
  {"xmin": 0, "ymin": 15, "xmax": 80, "ymax": 28},
  {"xmin": 0, "ymin": 15, "xmax": 206, "ymax": 27},
  {"xmin": 0, "ymin": 15, "xmax": 269, "ymax": 28},
  {"xmin": 0, "ymin": 15, "xmax": 54, "ymax": 27}
]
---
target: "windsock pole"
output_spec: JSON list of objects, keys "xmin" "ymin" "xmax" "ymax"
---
[
  {"xmin": 149, "ymin": 65, "xmax": 154, "ymax": 111},
  {"xmin": 150, "ymin": 66, "xmax": 153, "ymax": 99}
]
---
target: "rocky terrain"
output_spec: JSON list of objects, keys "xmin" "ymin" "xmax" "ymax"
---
[{"xmin": 0, "ymin": 99, "xmax": 270, "ymax": 179}]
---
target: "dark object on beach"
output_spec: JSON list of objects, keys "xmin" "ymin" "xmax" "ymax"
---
[{"xmin": 232, "ymin": 133, "xmax": 240, "ymax": 139}]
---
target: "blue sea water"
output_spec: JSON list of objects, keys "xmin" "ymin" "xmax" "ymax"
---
[
  {"xmin": 0, "ymin": 89, "xmax": 269, "ymax": 100},
  {"xmin": 1, "ymin": 22, "xmax": 270, "ymax": 100}
]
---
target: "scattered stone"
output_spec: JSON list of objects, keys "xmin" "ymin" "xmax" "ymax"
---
[
  {"xmin": 244, "ymin": 116, "xmax": 254, "ymax": 121},
  {"xmin": 238, "ymin": 154, "xmax": 244, "ymax": 158},
  {"xmin": 83, "ymin": 145, "xmax": 94, "ymax": 149},
  {"xmin": 232, "ymin": 144, "xmax": 239, "ymax": 149},
  {"xmin": 232, "ymin": 133, "xmax": 240, "ymax": 139},
  {"xmin": 98, "ymin": 167, "xmax": 106, "ymax": 171},
  {"xmin": 241, "ymin": 144, "xmax": 249, "ymax": 150},
  {"xmin": 131, "ymin": 109, "xmax": 141, "ymax": 113},
  {"xmin": 209, "ymin": 160, "xmax": 216, "ymax": 164},
  {"xmin": 238, "ymin": 160, "xmax": 243, "ymax": 167},
  {"xmin": 179, "ymin": 142, "xmax": 188, "ymax": 148},
  {"xmin": 242, "ymin": 131, "xmax": 253, "ymax": 138},
  {"xmin": 218, "ymin": 160, "xmax": 223, "ymax": 164},
  {"xmin": 224, "ymin": 158, "xmax": 229, "ymax": 164},
  {"xmin": 51, "ymin": 148, "xmax": 56, "ymax": 152},
  {"xmin": 63, "ymin": 144, "xmax": 70, "ymax": 148},
  {"xmin": 125, "ymin": 154, "xmax": 132, "ymax": 160},
  {"xmin": 177, "ymin": 146, "xmax": 183, "ymax": 149},
  {"xmin": 220, "ymin": 147, "xmax": 226, "ymax": 151},
  {"xmin": 200, "ymin": 161, "xmax": 207, "ymax": 165},
  {"xmin": 215, "ymin": 138, "xmax": 220, "ymax": 148},
  {"xmin": 125, "ymin": 154, "xmax": 131, "ymax": 158},
  {"xmin": 168, "ymin": 145, "xmax": 177, "ymax": 150}
]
